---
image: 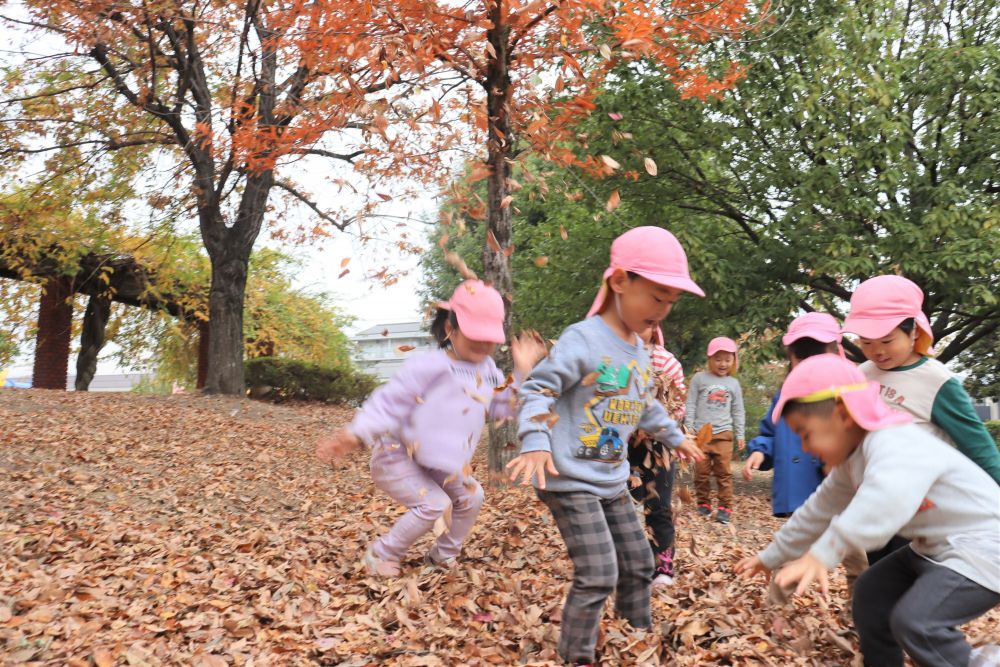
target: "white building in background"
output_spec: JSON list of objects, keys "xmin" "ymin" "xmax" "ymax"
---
[{"xmin": 351, "ymin": 321, "xmax": 435, "ymax": 381}]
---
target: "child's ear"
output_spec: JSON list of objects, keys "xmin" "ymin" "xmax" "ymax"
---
[
  {"xmin": 834, "ymin": 399, "xmax": 855, "ymax": 426},
  {"xmin": 607, "ymin": 268, "xmax": 630, "ymax": 295}
]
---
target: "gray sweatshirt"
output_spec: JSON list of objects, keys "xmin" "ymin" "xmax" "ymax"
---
[
  {"xmin": 759, "ymin": 423, "xmax": 1000, "ymax": 593},
  {"xmin": 518, "ymin": 316, "xmax": 686, "ymax": 498},
  {"xmin": 684, "ymin": 371, "xmax": 745, "ymax": 440}
]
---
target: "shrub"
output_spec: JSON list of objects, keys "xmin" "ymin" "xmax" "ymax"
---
[
  {"xmin": 244, "ymin": 357, "xmax": 377, "ymax": 405},
  {"xmin": 985, "ymin": 420, "xmax": 1000, "ymax": 450}
]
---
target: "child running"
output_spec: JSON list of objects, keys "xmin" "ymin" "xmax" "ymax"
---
[
  {"xmin": 736, "ymin": 354, "xmax": 999, "ymax": 667},
  {"xmin": 842, "ymin": 275, "xmax": 1000, "ymax": 485},
  {"xmin": 629, "ymin": 325, "xmax": 687, "ymax": 586},
  {"xmin": 743, "ymin": 312, "xmax": 839, "ymax": 517},
  {"xmin": 316, "ymin": 280, "xmax": 545, "ymax": 576},
  {"xmin": 686, "ymin": 336, "xmax": 745, "ymax": 524},
  {"xmin": 506, "ymin": 226, "xmax": 705, "ymax": 667}
]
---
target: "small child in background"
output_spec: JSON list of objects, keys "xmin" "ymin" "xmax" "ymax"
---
[
  {"xmin": 629, "ymin": 325, "xmax": 687, "ymax": 586},
  {"xmin": 316, "ymin": 280, "xmax": 545, "ymax": 576},
  {"xmin": 686, "ymin": 336, "xmax": 745, "ymax": 524},
  {"xmin": 743, "ymin": 312, "xmax": 840, "ymax": 517},
  {"xmin": 506, "ymin": 226, "xmax": 705, "ymax": 667},
  {"xmin": 736, "ymin": 354, "xmax": 999, "ymax": 667},
  {"xmin": 842, "ymin": 275, "xmax": 1000, "ymax": 486}
]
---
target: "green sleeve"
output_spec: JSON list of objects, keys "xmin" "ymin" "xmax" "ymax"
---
[{"xmin": 931, "ymin": 378, "xmax": 1000, "ymax": 485}]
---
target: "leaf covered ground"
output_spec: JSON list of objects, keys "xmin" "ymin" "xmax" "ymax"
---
[{"xmin": 1, "ymin": 390, "xmax": 997, "ymax": 666}]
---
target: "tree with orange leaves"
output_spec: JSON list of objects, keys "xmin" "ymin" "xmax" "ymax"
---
[{"xmin": 0, "ymin": 0, "xmax": 441, "ymax": 394}]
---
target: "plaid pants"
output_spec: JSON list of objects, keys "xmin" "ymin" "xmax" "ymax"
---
[{"xmin": 537, "ymin": 489, "xmax": 654, "ymax": 663}]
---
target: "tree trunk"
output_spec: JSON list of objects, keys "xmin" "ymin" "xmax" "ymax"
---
[
  {"xmin": 75, "ymin": 295, "xmax": 111, "ymax": 391},
  {"xmin": 483, "ymin": 11, "xmax": 518, "ymax": 482},
  {"xmin": 199, "ymin": 172, "xmax": 273, "ymax": 395},
  {"xmin": 31, "ymin": 276, "xmax": 73, "ymax": 390},
  {"xmin": 203, "ymin": 247, "xmax": 250, "ymax": 395}
]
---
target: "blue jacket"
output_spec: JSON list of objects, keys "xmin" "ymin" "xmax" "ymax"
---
[{"xmin": 748, "ymin": 394, "xmax": 825, "ymax": 516}]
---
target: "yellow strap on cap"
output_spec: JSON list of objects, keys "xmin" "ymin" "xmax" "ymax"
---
[{"xmin": 793, "ymin": 382, "xmax": 871, "ymax": 404}]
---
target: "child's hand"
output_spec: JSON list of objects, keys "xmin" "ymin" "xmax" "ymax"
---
[
  {"xmin": 774, "ymin": 552, "xmax": 830, "ymax": 598},
  {"xmin": 506, "ymin": 451, "xmax": 559, "ymax": 489},
  {"xmin": 511, "ymin": 330, "xmax": 547, "ymax": 378},
  {"xmin": 674, "ymin": 435, "xmax": 705, "ymax": 462},
  {"xmin": 316, "ymin": 430, "xmax": 361, "ymax": 463},
  {"xmin": 742, "ymin": 451, "xmax": 765, "ymax": 481},
  {"xmin": 738, "ymin": 438, "xmax": 746, "ymax": 451},
  {"xmin": 735, "ymin": 555, "xmax": 770, "ymax": 580}
]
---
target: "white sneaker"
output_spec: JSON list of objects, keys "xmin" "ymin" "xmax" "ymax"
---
[
  {"xmin": 652, "ymin": 573, "xmax": 674, "ymax": 587},
  {"xmin": 363, "ymin": 545, "xmax": 401, "ymax": 577},
  {"xmin": 423, "ymin": 551, "xmax": 457, "ymax": 570}
]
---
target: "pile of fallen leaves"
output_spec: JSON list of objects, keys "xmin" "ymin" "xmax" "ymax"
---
[{"xmin": 1, "ymin": 389, "xmax": 996, "ymax": 666}]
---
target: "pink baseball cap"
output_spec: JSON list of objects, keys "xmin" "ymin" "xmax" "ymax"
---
[
  {"xmin": 783, "ymin": 312, "xmax": 842, "ymax": 345},
  {"xmin": 586, "ymin": 226, "xmax": 704, "ymax": 318},
  {"xmin": 841, "ymin": 276, "xmax": 934, "ymax": 354},
  {"xmin": 707, "ymin": 336, "xmax": 738, "ymax": 357},
  {"xmin": 772, "ymin": 354, "xmax": 912, "ymax": 430},
  {"xmin": 437, "ymin": 280, "xmax": 506, "ymax": 344}
]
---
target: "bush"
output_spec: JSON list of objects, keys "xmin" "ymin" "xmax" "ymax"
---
[
  {"xmin": 985, "ymin": 420, "xmax": 1000, "ymax": 449},
  {"xmin": 244, "ymin": 357, "xmax": 377, "ymax": 405}
]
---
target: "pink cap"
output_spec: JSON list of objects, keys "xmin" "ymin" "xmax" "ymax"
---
[
  {"xmin": 707, "ymin": 336, "xmax": 738, "ymax": 357},
  {"xmin": 842, "ymin": 276, "xmax": 934, "ymax": 354},
  {"xmin": 586, "ymin": 226, "xmax": 704, "ymax": 318},
  {"xmin": 437, "ymin": 280, "xmax": 506, "ymax": 344},
  {"xmin": 772, "ymin": 354, "xmax": 912, "ymax": 430},
  {"xmin": 783, "ymin": 312, "xmax": 842, "ymax": 345}
]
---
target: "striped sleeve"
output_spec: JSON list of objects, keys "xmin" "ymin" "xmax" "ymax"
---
[{"xmin": 651, "ymin": 345, "xmax": 686, "ymax": 393}]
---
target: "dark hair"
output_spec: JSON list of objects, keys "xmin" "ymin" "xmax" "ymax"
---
[
  {"xmin": 781, "ymin": 397, "xmax": 838, "ymax": 420},
  {"xmin": 898, "ymin": 318, "xmax": 916, "ymax": 335},
  {"xmin": 626, "ymin": 271, "xmax": 640, "ymax": 280},
  {"xmin": 430, "ymin": 308, "xmax": 459, "ymax": 348},
  {"xmin": 786, "ymin": 337, "xmax": 839, "ymax": 362}
]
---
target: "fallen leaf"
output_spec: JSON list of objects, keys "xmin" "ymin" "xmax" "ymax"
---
[
  {"xmin": 606, "ymin": 190, "xmax": 621, "ymax": 212},
  {"xmin": 534, "ymin": 256, "xmax": 549, "ymax": 267},
  {"xmin": 600, "ymin": 154, "xmax": 620, "ymax": 170},
  {"xmin": 644, "ymin": 157, "xmax": 658, "ymax": 176}
]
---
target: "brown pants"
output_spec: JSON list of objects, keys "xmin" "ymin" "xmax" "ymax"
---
[{"xmin": 694, "ymin": 430, "xmax": 734, "ymax": 509}]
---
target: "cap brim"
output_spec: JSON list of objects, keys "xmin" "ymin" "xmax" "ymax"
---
[
  {"xmin": 841, "ymin": 315, "xmax": 905, "ymax": 340},
  {"xmin": 782, "ymin": 330, "xmax": 840, "ymax": 345},
  {"xmin": 632, "ymin": 270, "xmax": 705, "ymax": 297},
  {"xmin": 773, "ymin": 382, "xmax": 912, "ymax": 430}
]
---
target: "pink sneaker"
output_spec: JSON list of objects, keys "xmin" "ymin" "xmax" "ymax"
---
[{"xmin": 363, "ymin": 545, "xmax": 401, "ymax": 577}]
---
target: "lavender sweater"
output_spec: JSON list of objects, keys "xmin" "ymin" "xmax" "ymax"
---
[{"xmin": 349, "ymin": 349, "xmax": 520, "ymax": 474}]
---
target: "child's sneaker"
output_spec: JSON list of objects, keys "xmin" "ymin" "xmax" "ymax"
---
[
  {"xmin": 652, "ymin": 547, "xmax": 675, "ymax": 587},
  {"xmin": 696, "ymin": 504, "xmax": 713, "ymax": 517},
  {"xmin": 363, "ymin": 545, "xmax": 401, "ymax": 577},
  {"xmin": 423, "ymin": 548, "xmax": 458, "ymax": 571},
  {"xmin": 716, "ymin": 507, "xmax": 732, "ymax": 524}
]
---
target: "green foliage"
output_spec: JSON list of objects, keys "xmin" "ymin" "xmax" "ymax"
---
[
  {"xmin": 424, "ymin": 0, "xmax": 1000, "ymax": 390},
  {"xmin": 985, "ymin": 421, "xmax": 1000, "ymax": 449},
  {"xmin": 960, "ymin": 334, "xmax": 1000, "ymax": 402},
  {"xmin": 244, "ymin": 357, "xmax": 377, "ymax": 405}
]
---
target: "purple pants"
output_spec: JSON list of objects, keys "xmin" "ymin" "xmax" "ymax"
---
[{"xmin": 370, "ymin": 447, "xmax": 485, "ymax": 562}]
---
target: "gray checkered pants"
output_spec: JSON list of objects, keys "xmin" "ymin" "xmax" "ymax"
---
[{"xmin": 537, "ymin": 489, "xmax": 654, "ymax": 663}]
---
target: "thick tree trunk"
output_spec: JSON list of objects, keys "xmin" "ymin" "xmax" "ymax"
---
[
  {"xmin": 31, "ymin": 277, "xmax": 73, "ymax": 390},
  {"xmin": 199, "ymin": 172, "xmax": 273, "ymax": 395},
  {"xmin": 483, "ymin": 12, "xmax": 518, "ymax": 481},
  {"xmin": 75, "ymin": 295, "xmax": 111, "ymax": 391}
]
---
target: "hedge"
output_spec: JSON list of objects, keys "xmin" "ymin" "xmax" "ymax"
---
[
  {"xmin": 986, "ymin": 420, "xmax": 1000, "ymax": 449},
  {"xmin": 244, "ymin": 357, "xmax": 377, "ymax": 405}
]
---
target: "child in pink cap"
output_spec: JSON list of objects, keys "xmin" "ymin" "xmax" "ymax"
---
[
  {"xmin": 628, "ymin": 325, "xmax": 687, "ymax": 587},
  {"xmin": 316, "ymin": 280, "xmax": 546, "ymax": 576},
  {"xmin": 843, "ymin": 275, "xmax": 1000, "ymax": 486},
  {"xmin": 685, "ymin": 336, "xmax": 745, "ymax": 524},
  {"xmin": 743, "ymin": 312, "xmax": 841, "ymax": 517},
  {"xmin": 507, "ymin": 226, "xmax": 705, "ymax": 667},
  {"xmin": 736, "ymin": 354, "xmax": 999, "ymax": 667}
]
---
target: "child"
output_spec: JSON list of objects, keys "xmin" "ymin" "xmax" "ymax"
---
[
  {"xmin": 686, "ymin": 336, "xmax": 745, "ymax": 524},
  {"xmin": 315, "ymin": 280, "xmax": 545, "ymax": 576},
  {"xmin": 842, "ymin": 275, "xmax": 1000, "ymax": 485},
  {"xmin": 629, "ymin": 325, "xmax": 687, "ymax": 586},
  {"xmin": 506, "ymin": 226, "xmax": 706, "ymax": 667},
  {"xmin": 742, "ymin": 312, "xmax": 839, "ymax": 517},
  {"xmin": 736, "ymin": 354, "xmax": 999, "ymax": 667}
]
